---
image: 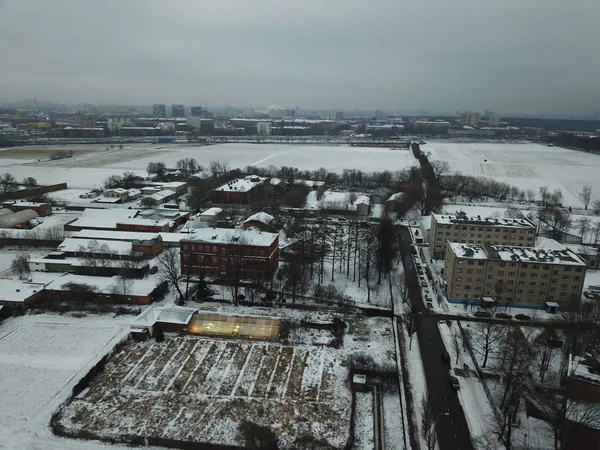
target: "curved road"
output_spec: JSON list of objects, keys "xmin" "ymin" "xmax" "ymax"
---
[{"xmin": 399, "ymin": 226, "xmax": 475, "ymax": 450}]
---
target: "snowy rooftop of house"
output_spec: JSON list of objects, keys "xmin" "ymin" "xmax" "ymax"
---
[
  {"xmin": 244, "ymin": 212, "xmax": 274, "ymax": 225},
  {"xmin": 199, "ymin": 207, "xmax": 223, "ymax": 217},
  {"xmin": 0, "ymin": 278, "xmax": 45, "ymax": 303},
  {"xmin": 57, "ymin": 238, "xmax": 133, "ymax": 255},
  {"xmin": 67, "ymin": 208, "xmax": 140, "ymax": 230},
  {"xmin": 537, "ymin": 238, "xmax": 599, "ymax": 256},
  {"xmin": 269, "ymin": 177, "xmax": 283, "ymax": 186},
  {"xmin": 105, "ymin": 188, "xmax": 128, "ymax": 194},
  {"xmin": 214, "ymin": 176, "xmax": 267, "ymax": 193},
  {"xmin": 449, "ymin": 242, "xmax": 587, "ymax": 266},
  {"xmin": 3, "ymin": 201, "xmax": 49, "ymax": 207},
  {"xmin": 147, "ymin": 189, "xmax": 176, "ymax": 201},
  {"xmin": 433, "ymin": 213, "xmax": 535, "ymax": 229},
  {"xmin": 131, "ymin": 304, "xmax": 197, "ymax": 328},
  {"xmin": 571, "ymin": 356, "xmax": 600, "ymax": 385},
  {"xmin": 179, "ymin": 220, "xmax": 211, "ymax": 233},
  {"xmin": 45, "ymin": 273, "xmax": 160, "ymax": 297},
  {"xmin": 71, "ymin": 229, "xmax": 161, "ymax": 242},
  {"xmin": 118, "ymin": 217, "xmax": 170, "ymax": 227},
  {"xmin": 386, "ymin": 192, "xmax": 403, "ymax": 202},
  {"xmin": 159, "ymin": 182, "xmax": 187, "ymax": 190},
  {"xmin": 355, "ymin": 195, "xmax": 369, "ymax": 205},
  {"xmin": 182, "ymin": 227, "xmax": 278, "ymax": 247},
  {"xmin": 95, "ymin": 197, "xmax": 122, "ymax": 203}
]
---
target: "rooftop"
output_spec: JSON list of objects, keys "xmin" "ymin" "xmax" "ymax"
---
[
  {"xmin": 0, "ymin": 278, "xmax": 45, "ymax": 303},
  {"xmin": 117, "ymin": 217, "xmax": 170, "ymax": 227},
  {"xmin": 244, "ymin": 212, "xmax": 274, "ymax": 225},
  {"xmin": 57, "ymin": 237, "xmax": 133, "ymax": 255},
  {"xmin": 214, "ymin": 176, "xmax": 267, "ymax": 193},
  {"xmin": 131, "ymin": 304, "xmax": 198, "ymax": 328},
  {"xmin": 448, "ymin": 242, "xmax": 587, "ymax": 266},
  {"xmin": 433, "ymin": 213, "xmax": 536, "ymax": 229},
  {"xmin": 146, "ymin": 189, "xmax": 177, "ymax": 201},
  {"xmin": 182, "ymin": 227, "xmax": 278, "ymax": 247},
  {"xmin": 45, "ymin": 273, "xmax": 160, "ymax": 297},
  {"xmin": 71, "ymin": 229, "xmax": 161, "ymax": 242},
  {"xmin": 199, "ymin": 207, "xmax": 223, "ymax": 217},
  {"xmin": 67, "ymin": 208, "xmax": 140, "ymax": 230}
]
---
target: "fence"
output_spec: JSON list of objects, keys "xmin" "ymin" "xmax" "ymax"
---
[
  {"xmin": 3, "ymin": 183, "xmax": 67, "ymax": 200},
  {"xmin": 457, "ymin": 320, "xmax": 501, "ymax": 421}
]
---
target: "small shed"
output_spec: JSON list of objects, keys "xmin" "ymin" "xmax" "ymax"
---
[
  {"xmin": 0, "ymin": 209, "xmax": 39, "ymax": 228},
  {"xmin": 545, "ymin": 301, "xmax": 560, "ymax": 314},
  {"xmin": 481, "ymin": 297, "xmax": 496, "ymax": 309},
  {"xmin": 370, "ymin": 187, "xmax": 393, "ymax": 205}
]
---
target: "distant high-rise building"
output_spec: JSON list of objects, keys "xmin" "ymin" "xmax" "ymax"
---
[
  {"xmin": 153, "ymin": 104, "xmax": 166, "ymax": 117},
  {"xmin": 171, "ymin": 104, "xmax": 185, "ymax": 118},
  {"xmin": 80, "ymin": 115, "xmax": 96, "ymax": 128},
  {"xmin": 335, "ymin": 111, "xmax": 344, "ymax": 121},
  {"xmin": 488, "ymin": 115, "xmax": 501, "ymax": 127},
  {"xmin": 190, "ymin": 106, "xmax": 203, "ymax": 117},
  {"xmin": 461, "ymin": 111, "xmax": 480, "ymax": 126}
]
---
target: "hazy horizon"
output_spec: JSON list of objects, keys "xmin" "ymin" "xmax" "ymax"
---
[{"xmin": 1, "ymin": 0, "xmax": 599, "ymax": 116}]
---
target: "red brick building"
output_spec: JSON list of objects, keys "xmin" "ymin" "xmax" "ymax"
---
[
  {"xmin": 180, "ymin": 228, "xmax": 279, "ymax": 280},
  {"xmin": 3, "ymin": 201, "xmax": 52, "ymax": 216},
  {"xmin": 209, "ymin": 176, "xmax": 267, "ymax": 204},
  {"xmin": 116, "ymin": 218, "xmax": 170, "ymax": 233}
]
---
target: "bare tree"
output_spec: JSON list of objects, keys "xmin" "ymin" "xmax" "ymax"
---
[
  {"xmin": 157, "ymin": 247, "xmax": 186, "ymax": 302},
  {"xmin": 537, "ymin": 207, "xmax": 572, "ymax": 241},
  {"xmin": 539, "ymin": 186, "xmax": 550, "ymax": 206},
  {"xmin": 61, "ymin": 281, "xmax": 96, "ymax": 310},
  {"xmin": 22, "ymin": 177, "xmax": 38, "ymax": 189},
  {"xmin": 526, "ymin": 188, "xmax": 536, "ymax": 203},
  {"xmin": 209, "ymin": 160, "xmax": 230, "ymax": 176},
  {"xmin": 281, "ymin": 251, "xmax": 308, "ymax": 304},
  {"xmin": 472, "ymin": 322, "xmax": 506, "ymax": 368},
  {"xmin": 421, "ymin": 391, "xmax": 437, "ymax": 450},
  {"xmin": 592, "ymin": 221, "xmax": 600, "ymax": 246},
  {"xmin": 226, "ymin": 233, "xmax": 249, "ymax": 304},
  {"xmin": 575, "ymin": 217, "xmax": 591, "ymax": 242},
  {"xmin": 11, "ymin": 254, "xmax": 30, "ymax": 280},
  {"xmin": 0, "ymin": 172, "xmax": 18, "ymax": 197},
  {"xmin": 395, "ymin": 272, "xmax": 409, "ymax": 304},
  {"xmin": 592, "ymin": 199, "xmax": 600, "ymax": 215},
  {"xmin": 111, "ymin": 276, "xmax": 133, "ymax": 296},
  {"xmin": 581, "ymin": 184, "xmax": 593, "ymax": 210},
  {"xmin": 104, "ymin": 174, "xmax": 123, "ymax": 189},
  {"xmin": 452, "ymin": 329, "xmax": 461, "ymax": 365}
]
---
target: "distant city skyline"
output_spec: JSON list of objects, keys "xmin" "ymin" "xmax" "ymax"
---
[{"xmin": 1, "ymin": 0, "xmax": 599, "ymax": 116}]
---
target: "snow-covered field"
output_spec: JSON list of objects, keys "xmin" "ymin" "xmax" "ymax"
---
[
  {"xmin": 2, "ymin": 142, "xmax": 600, "ymax": 208},
  {"xmin": 54, "ymin": 311, "xmax": 399, "ymax": 449},
  {"xmin": 0, "ymin": 313, "xmax": 131, "ymax": 450}
]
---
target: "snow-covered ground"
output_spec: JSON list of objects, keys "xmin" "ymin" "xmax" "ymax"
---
[
  {"xmin": 0, "ymin": 313, "xmax": 133, "ymax": 450},
  {"xmin": 3, "ymin": 142, "xmax": 598, "ymax": 208},
  {"xmin": 52, "ymin": 306, "xmax": 402, "ymax": 449},
  {"xmin": 424, "ymin": 142, "xmax": 600, "ymax": 208}
]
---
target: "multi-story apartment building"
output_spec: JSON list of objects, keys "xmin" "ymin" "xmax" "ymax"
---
[
  {"xmin": 429, "ymin": 212, "xmax": 536, "ymax": 259},
  {"xmin": 444, "ymin": 242, "xmax": 587, "ymax": 310},
  {"xmin": 209, "ymin": 176, "xmax": 267, "ymax": 204},
  {"xmin": 152, "ymin": 104, "xmax": 166, "ymax": 118},
  {"xmin": 171, "ymin": 104, "xmax": 185, "ymax": 118},
  {"xmin": 180, "ymin": 228, "xmax": 279, "ymax": 280}
]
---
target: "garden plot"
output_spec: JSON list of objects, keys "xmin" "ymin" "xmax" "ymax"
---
[
  {"xmin": 55, "ymin": 314, "xmax": 399, "ymax": 449},
  {"xmin": 0, "ymin": 313, "xmax": 130, "ymax": 449}
]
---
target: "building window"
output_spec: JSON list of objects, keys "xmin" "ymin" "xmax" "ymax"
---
[
  {"xmin": 540, "ymin": 282, "xmax": 547, "ymax": 287},
  {"xmin": 465, "ymin": 285, "xmax": 472, "ymax": 290},
  {"xmin": 573, "ymin": 276, "xmax": 581, "ymax": 281},
  {"xmin": 543, "ymin": 265, "xmax": 550, "ymax": 270},
  {"xmin": 456, "ymin": 268, "xmax": 463, "ymax": 273},
  {"xmin": 499, "ymin": 262, "xmax": 506, "ymax": 267},
  {"xmin": 561, "ymin": 284, "xmax": 568, "ymax": 289},
  {"xmin": 467, "ymin": 261, "xmax": 474, "ymax": 265},
  {"xmin": 560, "ymin": 292, "xmax": 567, "ymax": 297},
  {"xmin": 476, "ymin": 269, "xmax": 483, "ymax": 274},
  {"xmin": 522, "ymin": 264, "xmax": 528, "ymax": 269},
  {"xmin": 455, "ymin": 277, "xmax": 462, "ymax": 282},
  {"xmin": 498, "ymin": 271, "xmax": 505, "ymax": 275},
  {"xmin": 542, "ymin": 273, "xmax": 549, "ymax": 279},
  {"xmin": 562, "ymin": 275, "xmax": 570, "ymax": 280},
  {"xmin": 529, "ymin": 290, "xmax": 535, "ymax": 295},
  {"xmin": 531, "ymin": 273, "xmax": 537, "ymax": 278},
  {"xmin": 476, "ymin": 278, "xmax": 482, "ymax": 282},
  {"xmin": 552, "ymin": 270, "xmax": 559, "ymax": 275},
  {"xmin": 519, "ymin": 280, "xmax": 525, "ymax": 286},
  {"xmin": 532, "ymin": 264, "xmax": 539, "ymax": 270},
  {"xmin": 564, "ymin": 267, "xmax": 572, "ymax": 272},
  {"xmin": 550, "ymin": 287, "xmax": 556, "ymax": 292},
  {"xmin": 529, "ymin": 281, "xmax": 537, "ymax": 286},
  {"xmin": 487, "ymin": 274, "xmax": 493, "ymax": 279},
  {"xmin": 507, "ymin": 280, "xmax": 514, "ymax": 285}
]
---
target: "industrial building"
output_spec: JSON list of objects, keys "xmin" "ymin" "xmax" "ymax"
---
[{"xmin": 209, "ymin": 176, "xmax": 267, "ymax": 204}]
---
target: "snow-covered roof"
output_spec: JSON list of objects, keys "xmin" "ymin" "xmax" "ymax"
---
[
  {"xmin": 0, "ymin": 278, "xmax": 45, "ymax": 303},
  {"xmin": 200, "ymin": 207, "xmax": 223, "ymax": 217},
  {"xmin": 118, "ymin": 217, "xmax": 170, "ymax": 227},
  {"xmin": 95, "ymin": 197, "xmax": 122, "ymax": 203},
  {"xmin": 131, "ymin": 304, "xmax": 197, "ymax": 328},
  {"xmin": 214, "ymin": 176, "xmax": 267, "ymax": 193},
  {"xmin": 57, "ymin": 238, "xmax": 133, "ymax": 255},
  {"xmin": 386, "ymin": 192, "xmax": 403, "ymax": 203},
  {"xmin": 71, "ymin": 230, "xmax": 161, "ymax": 242},
  {"xmin": 68, "ymin": 208, "xmax": 140, "ymax": 230},
  {"xmin": 433, "ymin": 214, "xmax": 535, "ymax": 229},
  {"xmin": 147, "ymin": 189, "xmax": 176, "ymax": 201},
  {"xmin": 244, "ymin": 212, "xmax": 274, "ymax": 225},
  {"xmin": 448, "ymin": 242, "xmax": 587, "ymax": 266},
  {"xmin": 105, "ymin": 188, "xmax": 128, "ymax": 194},
  {"xmin": 45, "ymin": 273, "xmax": 160, "ymax": 297},
  {"xmin": 269, "ymin": 177, "xmax": 283, "ymax": 186},
  {"xmin": 355, "ymin": 195, "xmax": 369, "ymax": 205},
  {"xmin": 182, "ymin": 227, "xmax": 278, "ymax": 247}
]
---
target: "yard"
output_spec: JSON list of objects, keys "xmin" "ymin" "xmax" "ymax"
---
[{"xmin": 54, "ymin": 312, "xmax": 400, "ymax": 449}]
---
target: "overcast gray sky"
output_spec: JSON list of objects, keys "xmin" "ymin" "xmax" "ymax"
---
[{"xmin": 0, "ymin": 0, "xmax": 599, "ymax": 115}]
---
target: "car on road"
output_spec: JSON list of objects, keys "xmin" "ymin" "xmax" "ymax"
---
[
  {"xmin": 427, "ymin": 302, "xmax": 434, "ymax": 309},
  {"xmin": 441, "ymin": 350, "xmax": 451, "ymax": 363},
  {"xmin": 449, "ymin": 375, "xmax": 460, "ymax": 391},
  {"xmin": 425, "ymin": 294, "xmax": 433, "ymax": 302},
  {"xmin": 474, "ymin": 311, "xmax": 492, "ymax": 318},
  {"xmin": 421, "ymin": 281, "xmax": 427, "ymax": 288},
  {"xmin": 495, "ymin": 313, "xmax": 512, "ymax": 320},
  {"xmin": 515, "ymin": 314, "xmax": 531, "ymax": 321},
  {"xmin": 337, "ymin": 217, "xmax": 347, "ymax": 223}
]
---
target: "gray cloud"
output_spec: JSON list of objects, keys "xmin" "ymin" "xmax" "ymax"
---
[{"xmin": 0, "ymin": 0, "xmax": 599, "ymax": 114}]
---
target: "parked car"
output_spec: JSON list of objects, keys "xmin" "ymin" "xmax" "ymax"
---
[
  {"xmin": 441, "ymin": 350, "xmax": 451, "ymax": 363},
  {"xmin": 421, "ymin": 281, "xmax": 427, "ymax": 288},
  {"xmin": 474, "ymin": 311, "xmax": 492, "ymax": 318},
  {"xmin": 449, "ymin": 375, "xmax": 460, "ymax": 391},
  {"xmin": 495, "ymin": 313, "xmax": 512, "ymax": 320},
  {"xmin": 425, "ymin": 294, "xmax": 433, "ymax": 302},
  {"xmin": 337, "ymin": 217, "xmax": 347, "ymax": 223},
  {"xmin": 515, "ymin": 314, "xmax": 531, "ymax": 321},
  {"xmin": 427, "ymin": 302, "xmax": 434, "ymax": 309}
]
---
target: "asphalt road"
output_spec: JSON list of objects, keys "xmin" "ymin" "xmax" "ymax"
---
[{"xmin": 399, "ymin": 227, "xmax": 475, "ymax": 450}]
